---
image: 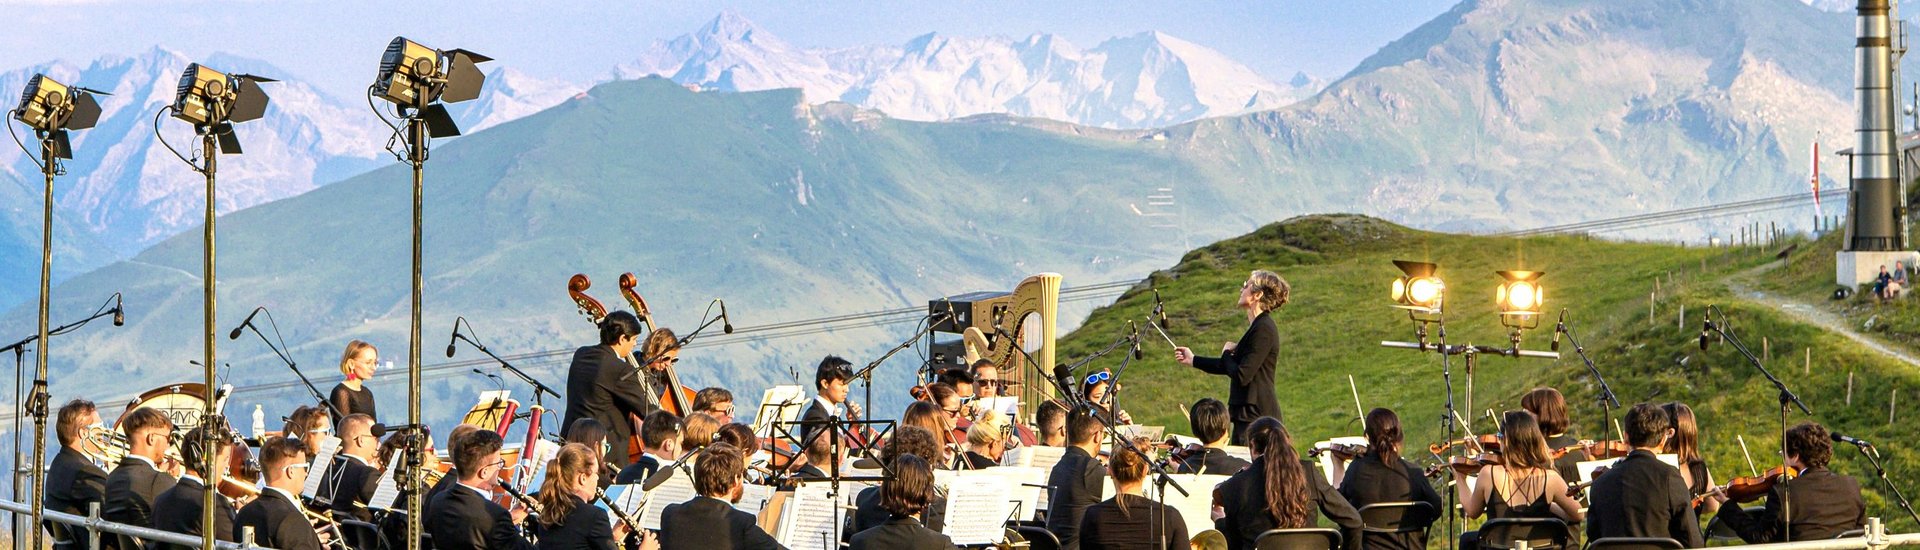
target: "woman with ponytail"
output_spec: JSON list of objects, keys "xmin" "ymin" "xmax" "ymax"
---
[
  {"xmin": 1336, "ymin": 408, "xmax": 1442, "ymax": 550},
  {"xmin": 1213, "ymin": 416, "xmax": 1361, "ymax": 550},
  {"xmin": 534, "ymin": 443, "xmax": 649, "ymax": 550},
  {"xmin": 1079, "ymin": 437, "xmax": 1188, "ymax": 549}
]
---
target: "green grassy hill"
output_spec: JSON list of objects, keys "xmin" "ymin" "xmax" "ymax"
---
[{"xmin": 1059, "ymin": 214, "xmax": 1920, "ymax": 533}]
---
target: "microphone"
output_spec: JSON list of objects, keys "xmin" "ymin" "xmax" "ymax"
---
[
  {"xmin": 228, "ymin": 306, "xmax": 264, "ymax": 340},
  {"xmin": 718, "ymin": 299, "xmax": 734, "ymax": 334},
  {"xmin": 1699, "ymin": 308, "xmax": 1715, "ymax": 351},
  {"xmin": 1831, "ymin": 432, "xmax": 1875, "ymax": 448},
  {"xmin": 1151, "ymin": 286, "xmax": 1170, "ymax": 329},
  {"xmin": 447, "ymin": 317, "xmax": 463, "ymax": 358},
  {"xmin": 1551, "ymin": 309, "xmax": 1565, "ymax": 352},
  {"xmin": 1129, "ymin": 321, "xmax": 1143, "ymax": 360},
  {"xmin": 370, "ymin": 423, "xmax": 428, "ymax": 438},
  {"xmin": 112, "ymin": 293, "xmax": 124, "ymax": 327}
]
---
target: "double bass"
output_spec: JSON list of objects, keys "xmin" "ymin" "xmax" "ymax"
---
[{"xmin": 568, "ymin": 274, "xmax": 696, "ymax": 463}]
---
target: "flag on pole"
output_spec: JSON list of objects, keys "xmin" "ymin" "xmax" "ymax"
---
[{"xmin": 1812, "ymin": 136, "xmax": 1823, "ymax": 221}]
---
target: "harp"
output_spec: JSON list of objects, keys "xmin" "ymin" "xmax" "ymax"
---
[{"xmin": 973, "ymin": 273, "xmax": 1062, "ymax": 399}]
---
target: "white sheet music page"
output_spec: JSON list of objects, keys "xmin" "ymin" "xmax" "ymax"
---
[
  {"xmin": 595, "ymin": 484, "xmax": 643, "ymax": 530},
  {"xmin": 778, "ymin": 484, "xmax": 845, "ymax": 550},
  {"xmin": 753, "ymin": 385, "xmax": 809, "ymax": 438},
  {"xmin": 1147, "ymin": 473, "xmax": 1232, "ymax": 539},
  {"xmin": 936, "ymin": 469, "xmax": 1015, "ymax": 546},
  {"xmin": 638, "ymin": 473, "xmax": 697, "ymax": 531},
  {"xmin": 366, "ymin": 449, "xmax": 404, "ymax": 510},
  {"xmin": 1000, "ymin": 445, "xmax": 1065, "ymax": 470},
  {"xmin": 733, "ymin": 483, "xmax": 776, "ymax": 515},
  {"xmin": 515, "ymin": 439, "xmax": 562, "ymax": 490},
  {"xmin": 301, "ymin": 435, "xmax": 344, "ymax": 499},
  {"xmin": 994, "ymin": 466, "xmax": 1047, "ymax": 522}
]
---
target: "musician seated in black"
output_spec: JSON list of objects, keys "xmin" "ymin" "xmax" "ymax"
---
[
  {"xmin": 1337, "ymin": 408, "xmax": 1441, "ymax": 550},
  {"xmin": 236, "ymin": 436, "xmax": 328, "ymax": 550},
  {"xmin": 565, "ymin": 418, "xmax": 616, "ymax": 488},
  {"xmin": 1213, "ymin": 416, "xmax": 1362, "ymax": 550},
  {"xmin": 800, "ymin": 355, "xmax": 858, "ymax": 449},
  {"xmin": 850, "ymin": 426, "xmax": 947, "ymax": 536},
  {"xmin": 1663, "ymin": 402, "xmax": 1720, "ymax": 516},
  {"xmin": 318, "ymin": 413, "xmax": 381, "ymax": 523},
  {"xmin": 1036, "ymin": 399, "xmax": 1068, "ymax": 447},
  {"xmin": 1586, "ymin": 403, "xmax": 1703, "ymax": 547},
  {"xmin": 46, "ymin": 399, "xmax": 110, "ymax": 550},
  {"xmin": 376, "ymin": 426, "xmax": 436, "ymax": 550},
  {"xmin": 1177, "ymin": 398, "xmax": 1252, "ymax": 475},
  {"xmin": 328, "ymin": 339, "xmax": 380, "ymax": 425},
  {"xmin": 792, "ymin": 420, "xmax": 838, "ymax": 481},
  {"xmin": 419, "ymin": 423, "xmax": 477, "ymax": 524},
  {"xmin": 659, "ymin": 443, "xmax": 785, "ymax": 550},
  {"xmin": 693, "ymin": 387, "xmax": 736, "ymax": 424},
  {"xmin": 1455, "ymin": 410, "xmax": 1584, "ymax": 550},
  {"xmin": 1045, "ymin": 404, "xmax": 1109, "ymax": 550},
  {"xmin": 535, "ymin": 443, "xmax": 656, "ymax": 550},
  {"xmin": 961, "ymin": 412, "xmax": 1006, "ymax": 469},
  {"xmin": 850, "ymin": 453, "xmax": 960, "ymax": 550},
  {"xmin": 1521, "ymin": 387, "xmax": 1590, "ymax": 487},
  {"xmin": 104, "ymin": 407, "xmax": 180, "ymax": 529},
  {"xmin": 1708, "ymin": 421, "xmax": 1866, "ymax": 542},
  {"xmin": 617, "ymin": 410, "xmax": 683, "ymax": 485},
  {"xmin": 283, "ymin": 405, "xmax": 333, "ymax": 457},
  {"xmin": 150, "ymin": 426, "xmax": 239, "ymax": 550},
  {"xmin": 1079, "ymin": 437, "xmax": 1188, "ymax": 550},
  {"xmin": 428, "ymin": 429, "xmax": 535, "ymax": 550},
  {"xmin": 1080, "ymin": 370, "xmax": 1134, "ymax": 425},
  {"xmin": 562, "ymin": 312, "xmax": 664, "ymax": 469}
]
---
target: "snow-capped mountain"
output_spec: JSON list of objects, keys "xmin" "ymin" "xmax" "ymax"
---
[
  {"xmin": 450, "ymin": 68, "xmax": 590, "ymax": 133},
  {"xmin": 1801, "ymin": 0, "xmax": 1853, "ymax": 12},
  {"xmin": 0, "ymin": 47, "xmax": 387, "ymax": 258},
  {"xmin": 615, "ymin": 11, "xmax": 1320, "ymax": 128}
]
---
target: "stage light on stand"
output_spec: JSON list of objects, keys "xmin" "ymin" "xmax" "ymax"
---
[
  {"xmin": 1495, "ymin": 270, "xmax": 1546, "ymax": 330},
  {"xmin": 169, "ymin": 63, "xmax": 274, "ymax": 154},
  {"xmin": 1389, "ymin": 260, "xmax": 1445, "ymax": 315},
  {"xmin": 14, "ymin": 74, "xmax": 106, "ymax": 159}
]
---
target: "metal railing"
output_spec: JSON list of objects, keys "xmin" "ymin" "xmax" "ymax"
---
[
  {"xmin": 1500, "ymin": 518, "xmax": 1920, "ymax": 550},
  {"xmin": 0, "ymin": 497, "xmax": 274, "ymax": 550}
]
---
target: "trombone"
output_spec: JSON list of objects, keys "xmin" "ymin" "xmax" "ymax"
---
[{"xmin": 299, "ymin": 505, "xmax": 349, "ymax": 550}]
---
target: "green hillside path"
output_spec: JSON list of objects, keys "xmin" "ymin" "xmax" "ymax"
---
[{"xmin": 1730, "ymin": 261, "xmax": 1920, "ymax": 368}]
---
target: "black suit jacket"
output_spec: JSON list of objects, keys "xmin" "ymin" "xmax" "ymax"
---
[
  {"xmin": 1044, "ymin": 446, "xmax": 1107, "ymax": 550},
  {"xmin": 428, "ymin": 482, "xmax": 536, "ymax": 550},
  {"xmin": 798, "ymin": 399, "xmax": 834, "ymax": 449},
  {"xmin": 420, "ymin": 470, "xmax": 458, "ymax": 523},
  {"xmin": 616, "ymin": 455, "xmax": 661, "ymax": 485},
  {"xmin": 321, "ymin": 455, "xmax": 381, "ymax": 523},
  {"xmin": 235, "ymin": 490, "xmax": 324, "ymax": 550},
  {"xmin": 104, "ymin": 457, "xmax": 176, "ymax": 528},
  {"xmin": 149, "ymin": 477, "xmax": 237, "ymax": 550},
  {"xmin": 45, "ymin": 447, "xmax": 108, "ymax": 549},
  {"xmin": 1176, "ymin": 447, "xmax": 1251, "ymax": 476},
  {"xmin": 850, "ymin": 486, "xmax": 946, "ymax": 539},
  {"xmin": 659, "ymin": 496, "xmax": 783, "ymax": 550},
  {"xmin": 1191, "ymin": 311, "xmax": 1282, "ymax": 436},
  {"xmin": 536, "ymin": 494, "xmax": 619, "ymax": 550},
  {"xmin": 562, "ymin": 344, "xmax": 657, "ymax": 468},
  {"xmin": 1215, "ymin": 457, "xmax": 1363, "ymax": 550},
  {"xmin": 1585, "ymin": 450, "xmax": 1704, "ymax": 547},
  {"xmin": 1337, "ymin": 454, "xmax": 1442, "ymax": 550},
  {"xmin": 850, "ymin": 516, "xmax": 959, "ymax": 550},
  {"xmin": 1716, "ymin": 467, "xmax": 1865, "ymax": 542}
]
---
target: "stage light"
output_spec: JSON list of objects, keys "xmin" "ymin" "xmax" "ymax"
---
[
  {"xmin": 372, "ymin": 36, "xmax": 490, "ymax": 137},
  {"xmin": 170, "ymin": 63, "xmax": 274, "ymax": 154},
  {"xmin": 12, "ymin": 74, "xmax": 106, "ymax": 159},
  {"xmin": 1495, "ymin": 270, "xmax": 1545, "ymax": 315},
  {"xmin": 1390, "ymin": 260, "xmax": 1444, "ymax": 313}
]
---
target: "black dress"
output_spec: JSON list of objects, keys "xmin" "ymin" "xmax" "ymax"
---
[
  {"xmin": 328, "ymin": 382, "xmax": 377, "ymax": 424},
  {"xmin": 1077, "ymin": 494, "xmax": 1189, "ymax": 550},
  {"xmin": 1214, "ymin": 456, "xmax": 1362, "ymax": 550},
  {"xmin": 1338, "ymin": 454, "xmax": 1442, "ymax": 550},
  {"xmin": 1190, "ymin": 311, "xmax": 1282, "ymax": 444},
  {"xmin": 536, "ymin": 494, "xmax": 619, "ymax": 550}
]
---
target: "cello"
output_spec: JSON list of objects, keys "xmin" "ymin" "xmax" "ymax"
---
[{"xmin": 618, "ymin": 273, "xmax": 696, "ymax": 463}]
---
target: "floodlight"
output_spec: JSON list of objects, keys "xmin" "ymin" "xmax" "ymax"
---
[
  {"xmin": 1390, "ymin": 260, "xmax": 1444, "ymax": 312},
  {"xmin": 12, "ymin": 74, "xmax": 106, "ymax": 159},
  {"xmin": 170, "ymin": 63, "xmax": 275, "ymax": 154},
  {"xmin": 1495, "ymin": 270, "xmax": 1545, "ymax": 315},
  {"xmin": 372, "ymin": 36, "xmax": 490, "ymax": 137}
]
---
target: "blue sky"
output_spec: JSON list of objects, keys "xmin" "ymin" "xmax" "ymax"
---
[{"xmin": 0, "ymin": 0, "xmax": 1460, "ymax": 100}]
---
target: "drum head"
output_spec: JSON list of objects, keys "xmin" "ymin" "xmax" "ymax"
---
[{"xmin": 118, "ymin": 383, "xmax": 209, "ymax": 433}]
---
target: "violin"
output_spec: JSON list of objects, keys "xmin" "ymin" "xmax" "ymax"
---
[
  {"xmin": 1425, "ymin": 452, "xmax": 1503, "ymax": 477},
  {"xmin": 1309, "ymin": 443, "xmax": 1369, "ymax": 462},
  {"xmin": 1429, "ymin": 434, "xmax": 1500, "ymax": 456},
  {"xmin": 1583, "ymin": 440, "xmax": 1632, "ymax": 460},
  {"xmin": 1696, "ymin": 466, "xmax": 1800, "ymax": 506},
  {"xmin": 1564, "ymin": 465, "xmax": 1611, "ymax": 497}
]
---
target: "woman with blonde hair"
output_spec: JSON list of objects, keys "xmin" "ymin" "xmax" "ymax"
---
[
  {"xmin": 329, "ymin": 340, "xmax": 379, "ymax": 424},
  {"xmin": 535, "ymin": 443, "xmax": 654, "ymax": 550},
  {"xmin": 1174, "ymin": 270, "xmax": 1289, "ymax": 444}
]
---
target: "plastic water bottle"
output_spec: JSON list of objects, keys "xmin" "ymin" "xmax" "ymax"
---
[{"xmin": 251, "ymin": 404, "xmax": 266, "ymax": 440}]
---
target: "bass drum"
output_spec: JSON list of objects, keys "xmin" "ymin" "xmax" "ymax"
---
[{"xmin": 118, "ymin": 383, "xmax": 210, "ymax": 434}]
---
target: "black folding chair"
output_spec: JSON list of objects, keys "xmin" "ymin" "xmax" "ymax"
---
[
  {"xmin": 337, "ymin": 518, "xmax": 384, "ymax": 550},
  {"xmin": 1016, "ymin": 525, "xmax": 1061, "ymax": 550},
  {"xmin": 1360, "ymin": 501, "xmax": 1438, "ymax": 533},
  {"xmin": 1478, "ymin": 517, "xmax": 1573, "ymax": 550},
  {"xmin": 1584, "ymin": 537, "xmax": 1683, "ymax": 550},
  {"xmin": 1255, "ymin": 527, "xmax": 1344, "ymax": 550},
  {"xmin": 1704, "ymin": 505, "xmax": 1761, "ymax": 542}
]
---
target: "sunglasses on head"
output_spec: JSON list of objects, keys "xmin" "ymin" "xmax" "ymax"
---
[{"xmin": 1084, "ymin": 371, "xmax": 1112, "ymax": 386}]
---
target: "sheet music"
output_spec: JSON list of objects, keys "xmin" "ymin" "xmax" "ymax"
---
[
  {"xmin": 1572, "ymin": 453, "xmax": 1679, "ymax": 500},
  {"xmin": 777, "ymin": 484, "xmax": 845, "ymax": 550},
  {"xmin": 1166, "ymin": 434, "xmax": 1203, "ymax": 447},
  {"xmin": 301, "ymin": 435, "xmax": 344, "ymax": 499},
  {"xmin": 935, "ymin": 470, "xmax": 1015, "ymax": 546},
  {"xmin": 638, "ymin": 472, "xmax": 697, "ymax": 531},
  {"xmin": 734, "ymin": 483, "xmax": 776, "ymax": 515},
  {"xmin": 754, "ymin": 385, "xmax": 809, "ymax": 439},
  {"xmin": 595, "ymin": 484, "xmax": 645, "ymax": 531},
  {"xmin": 999, "ymin": 445, "xmax": 1065, "ymax": 470},
  {"xmin": 464, "ymin": 390, "xmax": 514, "ymax": 427},
  {"xmin": 367, "ymin": 449, "xmax": 404, "ymax": 510},
  {"xmin": 514, "ymin": 439, "xmax": 562, "ymax": 490},
  {"xmin": 1148, "ymin": 473, "xmax": 1233, "ymax": 539},
  {"xmin": 1222, "ymin": 445, "xmax": 1252, "ymax": 463},
  {"xmin": 1112, "ymin": 425, "xmax": 1165, "ymax": 442},
  {"xmin": 976, "ymin": 396, "xmax": 1021, "ymax": 417},
  {"xmin": 995, "ymin": 466, "xmax": 1048, "ymax": 522}
]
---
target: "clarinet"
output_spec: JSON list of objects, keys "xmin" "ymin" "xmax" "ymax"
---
[
  {"xmin": 594, "ymin": 487, "xmax": 646, "ymax": 534},
  {"xmin": 495, "ymin": 480, "xmax": 544, "ymax": 539}
]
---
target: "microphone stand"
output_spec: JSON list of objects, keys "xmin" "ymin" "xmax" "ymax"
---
[
  {"xmin": 1853, "ymin": 443, "xmax": 1920, "ymax": 526},
  {"xmin": 235, "ymin": 315, "xmax": 342, "ymax": 420},
  {"xmin": 1, "ymin": 297, "xmax": 121, "ymax": 537},
  {"xmin": 1702, "ymin": 304, "xmax": 1811, "ymax": 542},
  {"xmin": 850, "ymin": 311, "xmax": 950, "ymax": 454},
  {"xmin": 1555, "ymin": 310, "xmax": 1621, "ymax": 441},
  {"xmin": 621, "ymin": 305, "xmax": 729, "ymax": 383},
  {"xmin": 454, "ymin": 332, "xmax": 560, "ymax": 408}
]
